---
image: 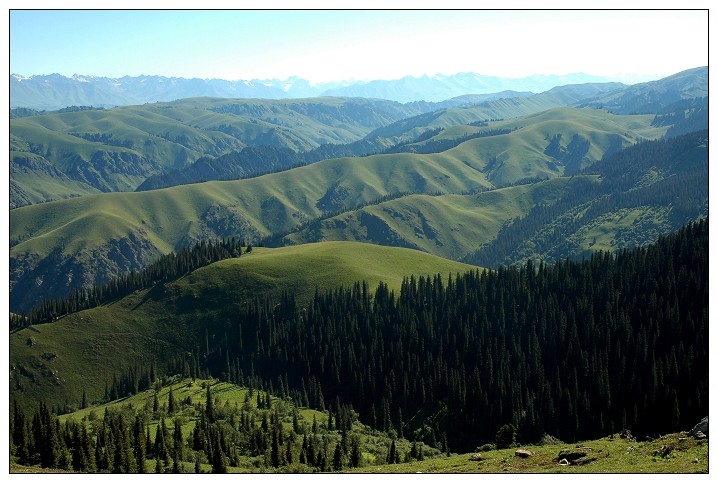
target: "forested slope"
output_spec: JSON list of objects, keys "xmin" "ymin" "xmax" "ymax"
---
[
  {"xmin": 16, "ymin": 219, "xmax": 704, "ymax": 453},
  {"xmin": 465, "ymin": 129, "xmax": 708, "ymax": 267},
  {"xmin": 193, "ymin": 219, "xmax": 707, "ymax": 452}
]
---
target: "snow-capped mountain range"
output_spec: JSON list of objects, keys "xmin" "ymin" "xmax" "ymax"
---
[{"xmin": 10, "ymin": 71, "xmax": 615, "ymax": 110}]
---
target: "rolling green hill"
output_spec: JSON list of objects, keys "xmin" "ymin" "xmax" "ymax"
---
[
  {"xmin": 9, "ymin": 241, "xmax": 476, "ymax": 409},
  {"xmin": 9, "ymin": 107, "xmax": 668, "ymax": 313},
  {"xmin": 10, "ymin": 68, "xmax": 704, "ymax": 208},
  {"xmin": 277, "ymin": 177, "xmax": 590, "ymax": 260},
  {"xmin": 9, "ymin": 97, "xmax": 427, "ymax": 205},
  {"xmin": 464, "ymin": 129, "xmax": 708, "ymax": 267},
  {"xmin": 9, "ymin": 153, "xmax": 101, "ymax": 208},
  {"xmin": 578, "ymin": 66, "xmax": 708, "ymax": 114},
  {"xmin": 8, "ymin": 83, "xmax": 628, "ymax": 207},
  {"xmin": 278, "ymin": 129, "xmax": 707, "ymax": 268}
]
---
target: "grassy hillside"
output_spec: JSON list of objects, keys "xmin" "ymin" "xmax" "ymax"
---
[
  {"xmin": 579, "ymin": 66, "xmax": 708, "ymax": 114},
  {"xmin": 10, "ymin": 152, "xmax": 101, "ymax": 208},
  {"xmin": 373, "ymin": 83, "xmax": 642, "ymax": 143},
  {"xmin": 398, "ymin": 107, "xmax": 664, "ymax": 185},
  {"xmin": 10, "ymin": 149, "xmax": 493, "ymax": 256},
  {"xmin": 281, "ymin": 176, "xmax": 590, "ymax": 260},
  {"xmin": 10, "ymin": 108, "xmax": 664, "ymax": 256},
  {"xmin": 13, "ymin": 375, "xmax": 443, "ymax": 474},
  {"xmin": 465, "ymin": 129, "xmax": 708, "ymax": 267},
  {"xmin": 9, "ymin": 242, "xmax": 477, "ymax": 409},
  {"xmin": 348, "ymin": 432, "xmax": 708, "ymax": 474},
  {"xmin": 8, "ymin": 84, "xmax": 634, "ymax": 207},
  {"xmin": 9, "ymin": 107, "xmax": 668, "ymax": 313},
  {"xmin": 15, "ymin": 376, "xmax": 706, "ymax": 474},
  {"xmin": 9, "ymin": 97, "xmax": 426, "ymax": 204}
]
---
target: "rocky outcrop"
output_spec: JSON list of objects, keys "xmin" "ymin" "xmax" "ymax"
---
[
  {"xmin": 689, "ymin": 417, "xmax": 708, "ymax": 439},
  {"xmin": 556, "ymin": 449, "xmax": 588, "ymax": 462},
  {"xmin": 515, "ymin": 449, "xmax": 533, "ymax": 458}
]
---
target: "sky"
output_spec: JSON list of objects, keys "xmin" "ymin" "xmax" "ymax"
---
[{"xmin": 8, "ymin": 7, "xmax": 709, "ymax": 84}]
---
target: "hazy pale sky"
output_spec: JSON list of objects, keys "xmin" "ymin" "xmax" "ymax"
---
[{"xmin": 8, "ymin": 8, "xmax": 709, "ymax": 84}]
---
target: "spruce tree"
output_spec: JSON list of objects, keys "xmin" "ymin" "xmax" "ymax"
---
[
  {"xmin": 350, "ymin": 436, "xmax": 362, "ymax": 468},
  {"xmin": 271, "ymin": 429, "xmax": 281, "ymax": 467},
  {"xmin": 211, "ymin": 429, "xmax": 227, "ymax": 473},
  {"xmin": 206, "ymin": 385, "xmax": 215, "ymax": 424},
  {"xmin": 168, "ymin": 387, "xmax": 176, "ymax": 415},
  {"xmin": 388, "ymin": 440, "xmax": 397, "ymax": 465},
  {"xmin": 285, "ymin": 438, "xmax": 294, "ymax": 465},
  {"xmin": 332, "ymin": 443, "xmax": 343, "ymax": 470},
  {"xmin": 133, "ymin": 416, "xmax": 146, "ymax": 473},
  {"xmin": 12, "ymin": 400, "xmax": 29, "ymax": 464},
  {"xmin": 173, "ymin": 418, "xmax": 184, "ymax": 462}
]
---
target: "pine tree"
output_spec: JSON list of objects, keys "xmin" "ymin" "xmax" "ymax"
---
[
  {"xmin": 292, "ymin": 408, "xmax": 301, "ymax": 434},
  {"xmin": 332, "ymin": 442, "xmax": 343, "ymax": 470},
  {"xmin": 210, "ymin": 429, "xmax": 227, "ymax": 473},
  {"xmin": 388, "ymin": 440, "xmax": 397, "ymax": 465},
  {"xmin": 173, "ymin": 418, "xmax": 184, "ymax": 462},
  {"xmin": 271, "ymin": 429, "xmax": 281, "ymax": 467},
  {"xmin": 349, "ymin": 435, "xmax": 362, "ymax": 468},
  {"xmin": 36, "ymin": 402, "xmax": 59, "ymax": 468},
  {"xmin": 154, "ymin": 418, "xmax": 168, "ymax": 462},
  {"xmin": 206, "ymin": 385, "xmax": 215, "ymax": 424},
  {"xmin": 133, "ymin": 416, "xmax": 146, "ymax": 473},
  {"xmin": 168, "ymin": 386, "xmax": 176, "ymax": 415},
  {"xmin": 285, "ymin": 438, "xmax": 294, "ymax": 465},
  {"xmin": 12, "ymin": 400, "xmax": 29, "ymax": 464},
  {"xmin": 81, "ymin": 421, "xmax": 96, "ymax": 472}
]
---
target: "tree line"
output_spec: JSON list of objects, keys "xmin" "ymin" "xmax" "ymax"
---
[
  {"xmin": 382, "ymin": 127, "xmax": 515, "ymax": 155},
  {"xmin": 19, "ymin": 237, "xmax": 250, "ymax": 328}
]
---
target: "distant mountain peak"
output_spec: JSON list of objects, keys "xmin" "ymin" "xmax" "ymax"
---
[{"xmin": 9, "ymin": 68, "xmax": 705, "ymax": 110}]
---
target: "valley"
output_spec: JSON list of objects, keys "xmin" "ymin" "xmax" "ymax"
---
[{"xmin": 8, "ymin": 65, "xmax": 709, "ymax": 474}]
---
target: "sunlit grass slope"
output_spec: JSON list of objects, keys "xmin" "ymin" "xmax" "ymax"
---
[
  {"xmin": 283, "ymin": 176, "xmax": 594, "ymax": 260},
  {"xmin": 10, "ymin": 107, "xmax": 663, "ymax": 260},
  {"xmin": 185, "ymin": 242, "xmax": 477, "ymax": 304},
  {"xmin": 10, "ymin": 242, "xmax": 478, "ymax": 410},
  {"xmin": 9, "ymin": 149, "xmax": 492, "ymax": 257}
]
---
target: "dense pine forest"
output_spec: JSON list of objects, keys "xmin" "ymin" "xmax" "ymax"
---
[
  {"xmin": 175, "ymin": 218, "xmax": 708, "ymax": 452},
  {"xmin": 9, "ymin": 218, "xmax": 708, "ymax": 471}
]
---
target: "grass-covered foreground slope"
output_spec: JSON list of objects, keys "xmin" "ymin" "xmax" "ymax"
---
[
  {"xmin": 11, "ymin": 374, "xmax": 708, "ymax": 474},
  {"xmin": 11, "ymin": 375, "xmax": 444, "ymax": 474},
  {"xmin": 9, "ymin": 242, "xmax": 477, "ymax": 410},
  {"xmin": 348, "ymin": 432, "xmax": 708, "ymax": 474}
]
